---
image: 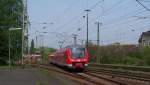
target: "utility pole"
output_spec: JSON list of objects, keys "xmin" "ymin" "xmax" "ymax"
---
[
  {"xmin": 22, "ymin": 0, "xmax": 25, "ymax": 66},
  {"xmin": 22, "ymin": 0, "xmax": 29, "ymax": 60},
  {"xmin": 95, "ymin": 21, "xmax": 102, "ymax": 64},
  {"xmin": 84, "ymin": 9, "xmax": 91, "ymax": 49},
  {"xmin": 72, "ymin": 34, "xmax": 78, "ymax": 45},
  {"xmin": 95, "ymin": 22, "xmax": 102, "ymax": 46},
  {"xmin": 96, "ymin": 22, "xmax": 100, "ymax": 46},
  {"xmin": 21, "ymin": 0, "xmax": 28, "ymax": 66}
]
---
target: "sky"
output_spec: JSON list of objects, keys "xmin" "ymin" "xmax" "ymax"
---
[{"xmin": 28, "ymin": 0, "xmax": 150, "ymax": 48}]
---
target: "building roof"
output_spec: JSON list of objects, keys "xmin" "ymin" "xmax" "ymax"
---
[
  {"xmin": 142, "ymin": 31, "xmax": 150, "ymax": 36},
  {"xmin": 139, "ymin": 30, "xmax": 150, "ymax": 42}
]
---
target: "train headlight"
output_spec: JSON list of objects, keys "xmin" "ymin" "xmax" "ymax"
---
[
  {"xmin": 71, "ymin": 59, "xmax": 75, "ymax": 62},
  {"xmin": 85, "ymin": 64, "xmax": 88, "ymax": 66},
  {"xmin": 83, "ymin": 59, "xmax": 87, "ymax": 61}
]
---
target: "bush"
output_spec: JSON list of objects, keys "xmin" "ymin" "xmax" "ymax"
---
[
  {"xmin": 88, "ymin": 44, "xmax": 150, "ymax": 66},
  {"xmin": 141, "ymin": 46, "xmax": 150, "ymax": 66}
]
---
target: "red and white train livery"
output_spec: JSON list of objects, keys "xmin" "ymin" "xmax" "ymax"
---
[{"xmin": 48, "ymin": 45, "xmax": 88, "ymax": 70}]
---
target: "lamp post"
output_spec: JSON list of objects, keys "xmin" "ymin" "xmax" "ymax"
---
[{"xmin": 9, "ymin": 28, "xmax": 22, "ymax": 70}]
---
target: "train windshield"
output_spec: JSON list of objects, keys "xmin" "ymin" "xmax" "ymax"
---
[{"xmin": 71, "ymin": 47, "xmax": 85, "ymax": 58}]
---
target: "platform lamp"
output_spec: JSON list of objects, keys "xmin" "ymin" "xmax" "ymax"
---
[{"xmin": 9, "ymin": 28, "xmax": 22, "ymax": 70}]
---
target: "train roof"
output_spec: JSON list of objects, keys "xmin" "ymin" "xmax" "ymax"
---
[{"xmin": 65, "ymin": 44, "xmax": 85, "ymax": 48}]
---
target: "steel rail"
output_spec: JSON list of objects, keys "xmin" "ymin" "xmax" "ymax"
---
[
  {"xmin": 86, "ymin": 67, "xmax": 150, "ymax": 82},
  {"xmin": 83, "ymin": 72, "xmax": 127, "ymax": 85},
  {"xmin": 89, "ymin": 63, "xmax": 150, "ymax": 72},
  {"xmin": 31, "ymin": 64, "xmax": 103, "ymax": 85}
]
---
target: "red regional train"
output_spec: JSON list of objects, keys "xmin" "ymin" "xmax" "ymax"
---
[{"xmin": 48, "ymin": 45, "xmax": 88, "ymax": 70}]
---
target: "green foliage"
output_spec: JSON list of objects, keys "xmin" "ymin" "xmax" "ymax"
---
[
  {"xmin": 141, "ymin": 47, "xmax": 150, "ymax": 66},
  {"xmin": 88, "ymin": 43, "xmax": 150, "ymax": 66},
  {"xmin": 0, "ymin": 0, "xmax": 23, "ymax": 65},
  {"xmin": 42, "ymin": 47, "xmax": 56, "ymax": 63},
  {"xmin": 10, "ymin": 30, "xmax": 22, "ymax": 62},
  {"xmin": 0, "ymin": 30, "xmax": 9, "ymax": 63},
  {"xmin": 0, "ymin": 0, "xmax": 23, "ymax": 27}
]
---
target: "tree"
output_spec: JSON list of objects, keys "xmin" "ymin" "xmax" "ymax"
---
[
  {"xmin": 30, "ymin": 39, "xmax": 35, "ymax": 54},
  {"xmin": 0, "ymin": 30, "xmax": 9, "ymax": 65},
  {"xmin": 0, "ymin": 0, "xmax": 24, "ymax": 64}
]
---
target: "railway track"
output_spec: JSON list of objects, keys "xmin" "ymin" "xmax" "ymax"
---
[
  {"xmin": 87, "ymin": 67, "xmax": 150, "ymax": 81},
  {"xmin": 77, "ymin": 72, "xmax": 127, "ymax": 85},
  {"xmin": 32, "ymin": 64, "xmax": 129, "ymax": 85},
  {"xmin": 32, "ymin": 64, "xmax": 104, "ymax": 85},
  {"xmin": 89, "ymin": 64, "xmax": 150, "ymax": 72},
  {"xmin": 85, "ymin": 66, "xmax": 150, "ymax": 85}
]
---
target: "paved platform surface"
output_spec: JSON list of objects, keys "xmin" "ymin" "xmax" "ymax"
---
[{"xmin": 0, "ymin": 68, "xmax": 80, "ymax": 85}]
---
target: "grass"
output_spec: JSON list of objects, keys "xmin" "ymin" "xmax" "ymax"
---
[
  {"xmin": 36, "ymin": 82, "xmax": 48, "ymax": 85},
  {"xmin": 0, "ymin": 65, "xmax": 9, "ymax": 69},
  {"xmin": 0, "ymin": 64, "xmax": 29, "ymax": 70}
]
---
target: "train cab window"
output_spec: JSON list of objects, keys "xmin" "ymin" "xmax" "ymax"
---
[{"xmin": 71, "ymin": 47, "xmax": 85, "ymax": 58}]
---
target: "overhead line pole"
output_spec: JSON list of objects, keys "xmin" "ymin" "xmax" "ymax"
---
[
  {"xmin": 22, "ymin": 0, "xmax": 25, "ymax": 66},
  {"xmin": 84, "ymin": 9, "xmax": 91, "ymax": 49},
  {"xmin": 26, "ymin": 0, "xmax": 29, "ymax": 55},
  {"xmin": 96, "ymin": 22, "xmax": 103, "ymax": 46},
  {"xmin": 95, "ymin": 22, "xmax": 100, "ymax": 46},
  {"xmin": 22, "ymin": 0, "xmax": 28, "ymax": 66}
]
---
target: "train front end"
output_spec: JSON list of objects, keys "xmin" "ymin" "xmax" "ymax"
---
[{"xmin": 66, "ymin": 46, "xmax": 88, "ymax": 70}]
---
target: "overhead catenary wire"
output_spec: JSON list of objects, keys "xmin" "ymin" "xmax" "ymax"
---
[
  {"xmin": 54, "ymin": 0, "xmax": 104, "ymax": 33},
  {"xmin": 95, "ymin": 25, "xmax": 150, "ymax": 45},
  {"xmin": 139, "ymin": 0, "xmax": 150, "ymax": 2},
  {"xmin": 102, "ymin": 0, "xmax": 125, "ymax": 16},
  {"xmin": 57, "ymin": 0, "xmax": 148, "ymax": 44},
  {"xmin": 30, "ymin": 0, "xmax": 150, "ymax": 47},
  {"xmin": 89, "ymin": 0, "xmax": 104, "ymax": 10},
  {"xmin": 63, "ymin": 0, "xmax": 79, "ymax": 14},
  {"xmin": 60, "ymin": 0, "xmax": 82, "ymax": 23},
  {"xmin": 61, "ymin": 0, "xmax": 104, "ymax": 35},
  {"xmin": 90, "ymin": 11, "xmax": 148, "ymax": 38},
  {"xmin": 100, "ymin": 9, "xmax": 147, "ymax": 29},
  {"xmin": 59, "ymin": 0, "xmax": 104, "ymax": 35},
  {"xmin": 90, "ymin": 0, "xmax": 132, "ymax": 23},
  {"xmin": 89, "ymin": 7, "xmax": 149, "ymax": 43},
  {"xmin": 68, "ymin": 8, "xmax": 144, "ymax": 40},
  {"xmin": 88, "ymin": 4, "xmax": 147, "ymax": 33},
  {"xmin": 83, "ymin": 0, "xmax": 130, "ymax": 36},
  {"xmin": 136, "ymin": 0, "xmax": 150, "ymax": 12}
]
